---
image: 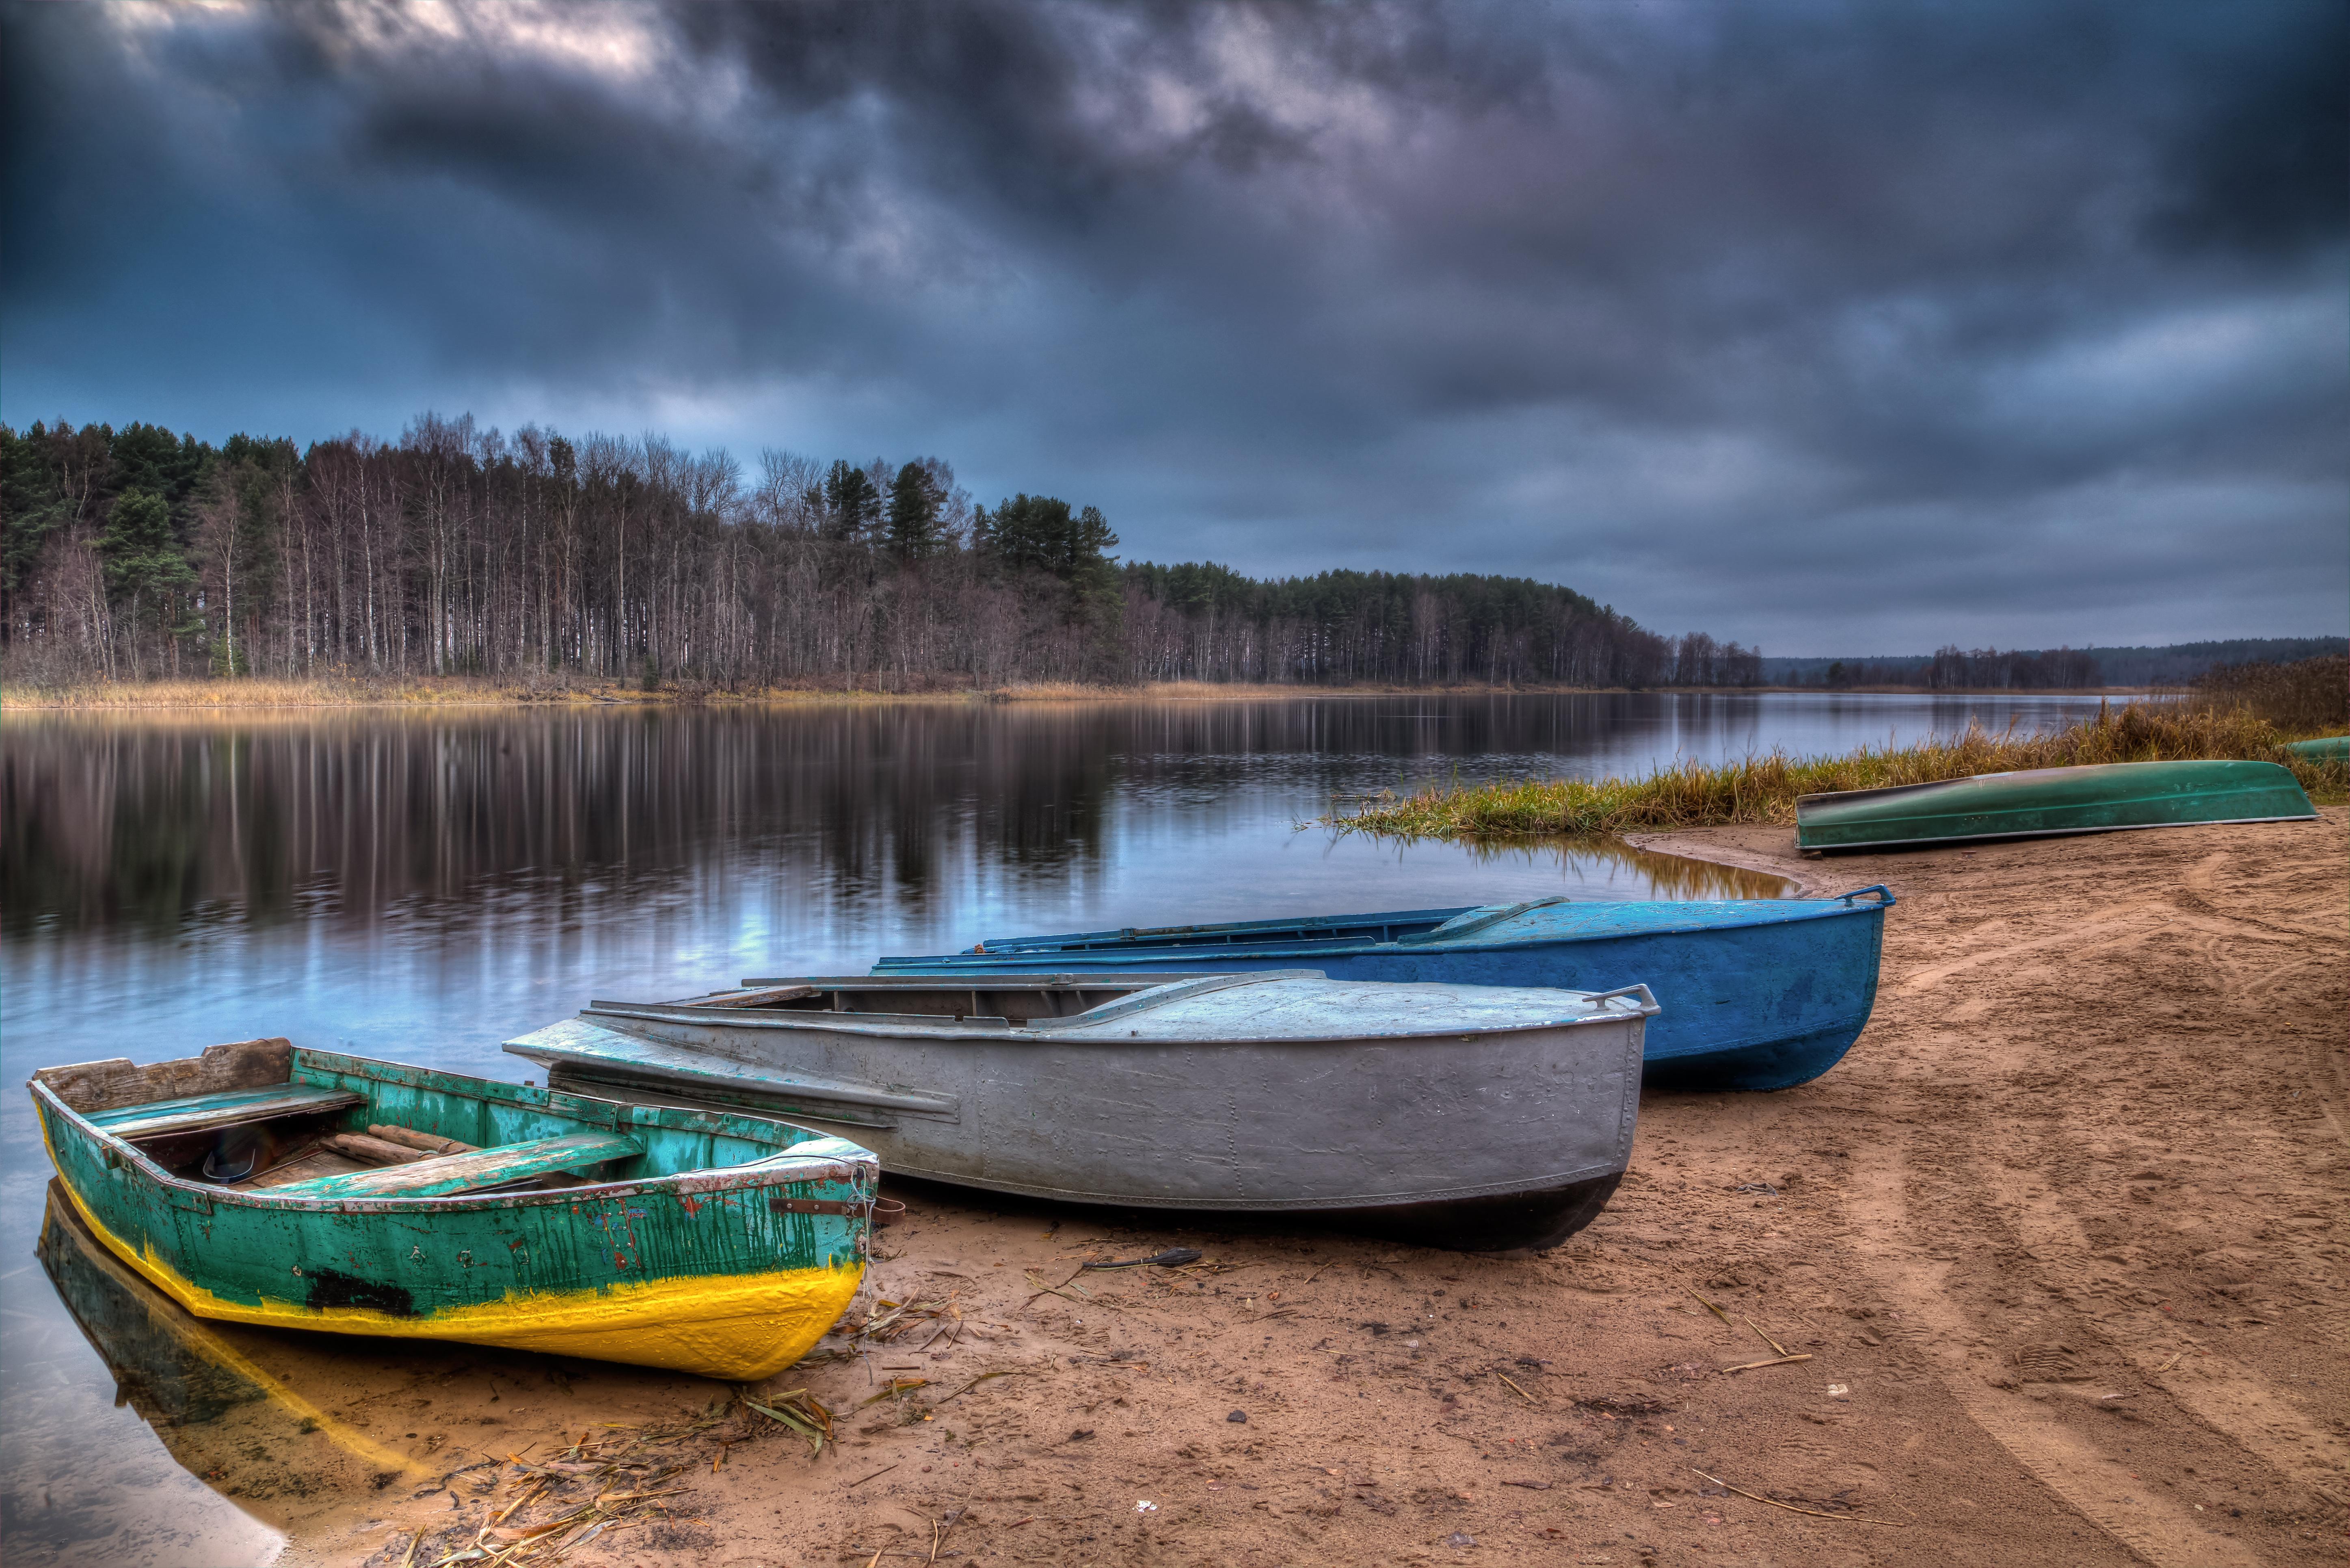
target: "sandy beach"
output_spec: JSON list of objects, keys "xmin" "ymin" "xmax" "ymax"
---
[{"xmin": 50, "ymin": 808, "xmax": 2344, "ymax": 1568}]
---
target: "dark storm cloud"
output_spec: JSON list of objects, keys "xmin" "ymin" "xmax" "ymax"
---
[{"xmin": 5, "ymin": 0, "xmax": 2344, "ymax": 650}]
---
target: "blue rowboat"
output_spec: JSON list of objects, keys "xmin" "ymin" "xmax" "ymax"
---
[{"xmin": 855, "ymin": 888, "xmax": 1895, "ymax": 1093}]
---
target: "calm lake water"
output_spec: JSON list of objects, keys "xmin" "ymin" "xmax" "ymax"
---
[{"xmin": 0, "ymin": 690, "xmax": 2123, "ymax": 1563}]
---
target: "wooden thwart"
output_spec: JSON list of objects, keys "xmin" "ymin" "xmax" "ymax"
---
[
  {"xmin": 86, "ymin": 1083, "xmax": 364, "ymax": 1142},
  {"xmin": 268, "ymin": 1131, "xmax": 643, "ymax": 1199}
]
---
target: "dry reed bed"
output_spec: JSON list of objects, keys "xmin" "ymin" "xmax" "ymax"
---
[
  {"xmin": 4, "ymin": 676, "xmax": 599, "ymax": 709},
  {"xmin": 1329, "ymin": 703, "xmax": 2350, "ymax": 840},
  {"xmin": 6, "ymin": 676, "xmax": 1626, "ymax": 708},
  {"xmin": 0, "ymin": 676, "xmax": 988, "ymax": 709}
]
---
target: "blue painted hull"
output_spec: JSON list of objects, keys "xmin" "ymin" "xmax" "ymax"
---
[{"xmin": 871, "ymin": 891, "xmax": 1895, "ymax": 1092}]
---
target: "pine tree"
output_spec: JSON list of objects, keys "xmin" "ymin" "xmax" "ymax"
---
[
  {"xmin": 98, "ymin": 489, "xmax": 197, "ymax": 674},
  {"xmin": 1, "ymin": 423, "xmax": 67, "ymax": 604},
  {"xmin": 977, "ymin": 495, "xmax": 1118, "ymax": 579},
  {"xmin": 822, "ymin": 459, "xmax": 880, "ymax": 541},
  {"xmin": 885, "ymin": 461, "xmax": 939, "ymax": 559}
]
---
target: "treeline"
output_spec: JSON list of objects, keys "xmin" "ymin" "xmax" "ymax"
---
[
  {"xmin": 0, "ymin": 415, "xmax": 1686, "ymax": 690},
  {"xmin": 1795, "ymin": 645, "xmax": 2104, "ymax": 690},
  {"xmin": 2080, "ymin": 638, "xmax": 2345, "ymax": 687},
  {"xmin": 2192, "ymin": 654, "xmax": 2347, "ymax": 734},
  {"xmin": 1120, "ymin": 562, "xmax": 1683, "ymax": 686},
  {"xmin": 1763, "ymin": 638, "xmax": 2345, "ymax": 691}
]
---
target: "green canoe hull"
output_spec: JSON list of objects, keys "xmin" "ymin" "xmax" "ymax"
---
[
  {"xmin": 2284, "ymin": 735, "xmax": 2348, "ymax": 762},
  {"xmin": 1795, "ymin": 759, "xmax": 2316, "ymax": 851}
]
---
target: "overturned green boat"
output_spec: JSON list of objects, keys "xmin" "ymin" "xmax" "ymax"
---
[
  {"xmin": 1796, "ymin": 759, "xmax": 2317, "ymax": 851},
  {"xmin": 2284, "ymin": 735, "xmax": 2348, "ymax": 763}
]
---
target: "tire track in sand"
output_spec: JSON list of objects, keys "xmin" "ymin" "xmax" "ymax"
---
[
  {"xmin": 1893, "ymin": 897, "xmax": 2173, "ymax": 995},
  {"xmin": 2002, "ymin": 1190, "xmax": 2350, "ymax": 1507},
  {"xmin": 1846, "ymin": 1156, "xmax": 2268, "ymax": 1568}
]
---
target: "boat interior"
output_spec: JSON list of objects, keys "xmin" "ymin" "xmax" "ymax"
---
[
  {"xmin": 683, "ymin": 976, "xmax": 1182, "ymax": 1024},
  {"xmin": 35, "ymin": 1039, "xmax": 820, "ymax": 1199}
]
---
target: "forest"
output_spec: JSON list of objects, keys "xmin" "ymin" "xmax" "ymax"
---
[{"xmin": 0, "ymin": 415, "xmax": 1714, "ymax": 691}]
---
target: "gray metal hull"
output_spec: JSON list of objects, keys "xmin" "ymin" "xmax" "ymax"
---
[{"xmin": 506, "ymin": 985, "xmax": 1647, "ymax": 1251}]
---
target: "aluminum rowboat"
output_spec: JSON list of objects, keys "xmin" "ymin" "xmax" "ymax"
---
[
  {"xmin": 866, "ymin": 890, "xmax": 1892, "ymax": 1093},
  {"xmin": 505, "ymin": 972, "xmax": 1657, "ymax": 1252}
]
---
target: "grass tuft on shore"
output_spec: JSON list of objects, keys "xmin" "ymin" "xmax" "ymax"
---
[{"xmin": 1329, "ymin": 701, "xmax": 2349, "ymax": 839}]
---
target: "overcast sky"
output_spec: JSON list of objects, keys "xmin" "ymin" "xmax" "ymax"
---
[{"xmin": 5, "ymin": 1, "xmax": 2344, "ymax": 654}]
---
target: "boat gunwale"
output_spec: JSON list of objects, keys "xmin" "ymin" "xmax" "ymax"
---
[
  {"xmin": 865, "ymin": 890, "xmax": 1893, "ymax": 970},
  {"xmin": 28, "ymin": 1067, "xmax": 875, "ymax": 1220},
  {"xmin": 588, "ymin": 972, "xmax": 1662, "ymax": 1041},
  {"xmin": 1799, "ymin": 812, "xmax": 2322, "ymax": 850},
  {"xmin": 534, "ymin": 1008, "xmax": 1771, "ymax": 1085},
  {"xmin": 620, "ymin": 970, "xmax": 1317, "ymax": 1036},
  {"xmin": 974, "ymin": 904, "xmax": 1479, "ymax": 952}
]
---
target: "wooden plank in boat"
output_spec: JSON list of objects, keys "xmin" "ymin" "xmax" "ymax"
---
[
  {"xmin": 266, "ymin": 1131, "xmax": 642, "ymax": 1199},
  {"xmin": 87, "ymin": 1084, "xmax": 365, "ymax": 1141},
  {"xmin": 233, "ymin": 1145, "xmax": 372, "ymax": 1189},
  {"xmin": 697, "ymin": 985, "xmax": 821, "ymax": 1008}
]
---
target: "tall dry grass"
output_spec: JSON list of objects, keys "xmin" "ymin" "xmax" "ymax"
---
[
  {"xmin": 2191, "ymin": 653, "xmax": 2346, "ymax": 734},
  {"xmin": 6, "ymin": 672, "xmax": 1631, "ymax": 710},
  {"xmin": 1331, "ymin": 701, "xmax": 2348, "ymax": 839},
  {"xmin": 0, "ymin": 673, "xmax": 998, "ymax": 709},
  {"xmin": 0, "ymin": 674, "xmax": 616, "ymax": 708}
]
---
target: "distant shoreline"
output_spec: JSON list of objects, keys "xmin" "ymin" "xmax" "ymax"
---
[
  {"xmin": 0, "ymin": 676, "xmax": 2178, "ymax": 712},
  {"xmin": 0, "ymin": 674, "xmax": 2172, "ymax": 712},
  {"xmin": 1325, "ymin": 700, "xmax": 2345, "ymax": 837}
]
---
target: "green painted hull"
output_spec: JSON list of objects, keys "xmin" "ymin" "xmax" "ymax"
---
[
  {"xmin": 1795, "ymin": 759, "xmax": 2317, "ymax": 851},
  {"xmin": 30, "ymin": 1047, "xmax": 876, "ymax": 1378},
  {"xmin": 2284, "ymin": 735, "xmax": 2348, "ymax": 762}
]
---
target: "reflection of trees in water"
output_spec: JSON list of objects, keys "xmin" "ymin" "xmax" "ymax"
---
[
  {"xmin": 1, "ymin": 697, "xmax": 1772, "ymax": 938},
  {"xmin": 1, "ymin": 708, "xmax": 1130, "ymax": 935}
]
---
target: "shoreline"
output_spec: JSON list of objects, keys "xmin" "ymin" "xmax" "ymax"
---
[
  {"xmin": 76, "ymin": 809, "xmax": 2339, "ymax": 1566},
  {"xmin": 1327, "ymin": 702, "xmax": 2348, "ymax": 836},
  {"xmin": 0, "ymin": 674, "xmax": 2168, "ymax": 712}
]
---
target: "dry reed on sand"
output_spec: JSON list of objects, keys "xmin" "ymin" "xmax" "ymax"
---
[{"xmin": 1329, "ymin": 700, "xmax": 2348, "ymax": 840}]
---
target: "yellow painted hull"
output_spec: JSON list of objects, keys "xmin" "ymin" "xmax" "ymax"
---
[{"xmin": 58, "ymin": 1176, "xmax": 862, "ymax": 1382}]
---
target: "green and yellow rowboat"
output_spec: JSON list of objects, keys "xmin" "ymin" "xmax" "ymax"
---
[
  {"xmin": 2284, "ymin": 735, "xmax": 2348, "ymax": 763},
  {"xmin": 30, "ymin": 1037, "xmax": 876, "ymax": 1380},
  {"xmin": 1796, "ymin": 758, "xmax": 2318, "ymax": 851}
]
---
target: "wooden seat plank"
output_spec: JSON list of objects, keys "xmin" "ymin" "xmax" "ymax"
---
[
  {"xmin": 266, "ymin": 1131, "xmax": 642, "ymax": 1200},
  {"xmin": 233, "ymin": 1146, "xmax": 371, "ymax": 1190},
  {"xmin": 88, "ymin": 1084, "xmax": 365, "ymax": 1142}
]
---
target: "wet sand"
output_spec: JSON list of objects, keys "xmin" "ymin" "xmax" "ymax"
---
[{"xmin": 39, "ymin": 809, "xmax": 2345, "ymax": 1567}]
